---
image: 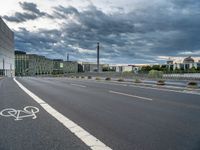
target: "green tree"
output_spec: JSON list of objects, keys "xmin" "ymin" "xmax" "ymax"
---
[
  {"xmin": 189, "ymin": 67, "xmax": 196, "ymax": 73},
  {"xmin": 152, "ymin": 65, "xmax": 161, "ymax": 71},
  {"xmin": 160, "ymin": 65, "xmax": 167, "ymax": 72},
  {"xmin": 148, "ymin": 70, "xmax": 163, "ymax": 79},
  {"xmin": 140, "ymin": 66, "xmax": 152, "ymax": 72}
]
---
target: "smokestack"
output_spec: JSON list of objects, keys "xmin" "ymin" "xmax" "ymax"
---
[
  {"xmin": 97, "ymin": 42, "xmax": 100, "ymax": 72},
  {"xmin": 3, "ymin": 58, "xmax": 5, "ymax": 76},
  {"xmin": 67, "ymin": 53, "xmax": 69, "ymax": 61}
]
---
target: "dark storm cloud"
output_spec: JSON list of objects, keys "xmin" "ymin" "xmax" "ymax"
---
[
  {"xmin": 3, "ymin": 2, "xmax": 47, "ymax": 23},
  {"xmin": 53, "ymin": 5, "xmax": 79, "ymax": 17},
  {"xmin": 19, "ymin": 2, "xmax": 46, "ymax": 16},
  {"xmin": 14, "ymin": 27, "xmax": 78, "ymax": 60},
  {"xmin": 14, "ymin": 1, "xmax": 200, "ymax": 63},
  {"xmin": 3, "ymin": 13, "xmax": 38, "ymax": 23}
]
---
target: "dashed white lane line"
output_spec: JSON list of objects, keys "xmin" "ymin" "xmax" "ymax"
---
[
  {"xmin": 109, "ymin": 90, "xmax": 153, "ymax": 101},
  {"xmin": 70, "ymin": 83, "xmax": 86, "ymax": 88},
  {"xmin": 13, "ymin": 78, "xmax": 112, "ymax": 150},
  {"xmin": 129, "ymin": 85, "xmax": 200, "ymax": 96}
]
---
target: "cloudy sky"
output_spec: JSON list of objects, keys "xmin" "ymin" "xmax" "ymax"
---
[{"xmin": 1, "ymin": 0, "xmax": 200, "ymax": 64}]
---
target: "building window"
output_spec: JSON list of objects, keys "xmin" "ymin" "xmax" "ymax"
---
[{"xmin": 185, "ymin": 64, "xmax": 190, "ymax": 70}]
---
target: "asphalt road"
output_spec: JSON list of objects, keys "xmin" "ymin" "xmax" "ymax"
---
[
  {"xmin": 0, "ymin": 78, "xmax": 89, "ymax": 150},
  {"xmin": 1, "ymin": 77, "xmax": 200, "ymax": 150}
]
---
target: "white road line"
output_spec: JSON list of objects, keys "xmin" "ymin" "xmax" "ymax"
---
[
  {"xmin": 109, "ymin": 90, "xmax": 153, "ymax": 101},
  {"xmin": 70, "ymin": 83, "xmax": 86, "ymax": 88},
  {"xmin": 13, "ymin": 78, "xmax": 112, "ymax": 150}
]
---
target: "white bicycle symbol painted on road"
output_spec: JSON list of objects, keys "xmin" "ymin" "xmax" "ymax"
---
[{"xmin": 0, "ymin": 106, "xmax": 39, "ymax": 121}]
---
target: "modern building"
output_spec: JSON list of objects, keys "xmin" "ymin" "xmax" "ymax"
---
[
  {"xmin": 15, "ymin": 51, "xmax": 53, "ymax": 76},
  {"xmin": 52, "ymin": 59, "xmax": 64, "ymax": 74},
  {"xmin": 0, "ymin": 18, "xmax": 14, "ymax": 77},
  {"xmin": 108, "ymin": 56, "xmax": 200, "ymax": 73},
  {"xmin": 109, "ymin": 64, "xmax": 134, "ymax": 73},
  {"xmin": 15, "ymin": 51, "xmax": 78, "ymax": 76},
  {"xmin": 166, "ymin": 56, "xmax": 200, "ymax": 71},
  {"xmin": 52, "ymin": 59, "xmax": 78, "ymax": 74},
  {"xmin": 79, "ymin": 62, "xmax": 107, "ymax": 72},
  {"xmin": 63, "ymin": 61, "xmax": 78, "ymax": 73}
]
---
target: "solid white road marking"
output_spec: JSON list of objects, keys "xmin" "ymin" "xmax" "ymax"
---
[
  {"xmin": 70, "ymin": 83, "xmax": 86, "ymax": 88},
  {"xmin": 109, "ymin": 90, "xmax": 153, "ymax": 101},
  {"xmin": 13, "ymin": 78, "xmax": 111, "ymax": 150}
]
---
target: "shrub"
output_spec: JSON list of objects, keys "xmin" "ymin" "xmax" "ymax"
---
[
  {"xmin": 117, "ymin": 78, "xmax": 124, "ymax": 82},
  {"xmin": 81, "ymin": 76, "xmax": 85, "ymax": 79},
  {"xmin": 148, "ymin": 70, "xmax": 163, "ymax": 79},
  {"xmin": 187, "ymin": 81, "xmax": 198, "ymax": 88},
  {"xmin": 76, "ymin": 76, "xmax": 79, "ymax": 78},
  {"xmin": 71, "ymin": 76, "xmax": 75, "ymax": 78},
  {"xmin": 134, "ymin": 78, "xmax": 142, "ymax": 83},
  {"xmin": 122, "ymin": 71, "xmax": 132, "ymax": 76},
  {"xmin": 105, "ymin": 77, "xmax": 111, "ymax": 81},
  {"xmin": 157, "ymin": 80, "xmax": 165, "ymax": 85},
  {"xmin": 88, "ymin": 76, "xmax": 92, "ymax": 79},
  {"xmin": 96, "ymin": 77, "xmax": 101, "ymax": 80}
]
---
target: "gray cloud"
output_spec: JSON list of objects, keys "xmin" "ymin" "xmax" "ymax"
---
[
  {"xmin": 14, "ymin": 1, "xmax": 200, "ymax": 63},
  {"xmin": 53, "ymin": 5, "xmax": 79, "ymax": 18},
  {"xmin": 3, "ymin": 2, "xmax": 47, "ymax": 23}
]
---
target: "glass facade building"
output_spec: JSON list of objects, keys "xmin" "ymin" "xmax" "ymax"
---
[
  {"xmin": 15, "ymin": 51, "xmax": 78, "ymax": 76},
  {"xmin": 15, "ymin": 51, "xmax": 53, "ymax": 76},
  {"xmin": 0, "ymin": 18, "xmax": 14, "ymax": 77},
  {"xmin": 52, "ymin": 59, "xmax": 78, "ymax": 74}
]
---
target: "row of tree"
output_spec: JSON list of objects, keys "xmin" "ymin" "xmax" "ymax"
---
[{"xmin": 139, "ymin": 65, "xmax": 200, "ymax": 74}]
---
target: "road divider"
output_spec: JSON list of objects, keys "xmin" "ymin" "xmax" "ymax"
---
[
  {"xmin": 13, "ymin": 78, "xmax": 111, "ymax": 150},
  {"xmin": 109, "ymin": 90, "xmax": 153, "ymax": 101}
]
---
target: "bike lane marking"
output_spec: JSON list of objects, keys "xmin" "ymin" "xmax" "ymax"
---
[
  {"xmin": 13, "ymin": 78, "xmax": 112, "ymax": 150},
  {"xmin": 0, "ymin": 106, "xmax": 39, "ymax": 121}
]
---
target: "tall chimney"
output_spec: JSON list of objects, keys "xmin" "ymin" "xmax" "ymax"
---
[
  {"xmin": 97, "ymin": 42, "xmax": 100, "ymax": 72},
  {"xmin": 3, "ymin": 58, "xmax": 5, "ymax": 76},
  {"xmin": 67, "ymin": 53, "xmax": 69, "ymax": 61}
]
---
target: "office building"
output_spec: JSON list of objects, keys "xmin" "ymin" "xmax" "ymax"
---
[
  {"xmin": 52, "ymin": 59, "xmax": 78, "ymax": 74},
  {"xmin": 52, "ymin": 59, "xmax": 64, "ymax": 74},
  {"xmin": 15, "ymin": 51, "xmax": 78, "ymax": 76},
  {"xmin": 0, "ymin": 18, "xmax": 14, "ymax": 77},
  {"xmin": 63, "ymin": 61, "xmax": 78, "ymax": 73},
  {"xmin": 15, "ymin": 51, "xmax": 53, "ymax": 76},
  {"xmin": 80, "ymin": 62, "xmax": 106, "ymax": 72}
]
